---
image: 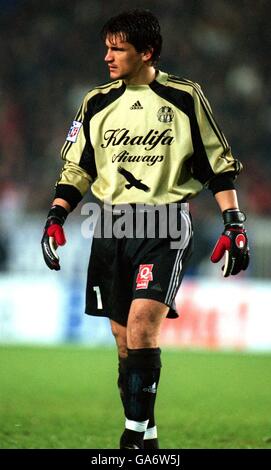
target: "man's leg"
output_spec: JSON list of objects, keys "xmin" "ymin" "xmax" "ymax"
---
[
  {"xmin": 110, "ymin": 304, "xmax": 166, "ymax": 449},
  {"xmin": 111, "ymin": 322, "xmax": 159, "ymax": 449},
  {"xmin": 119, "ymin": 298, "xmax": 168, "ymax": 449},
  {"xmin": 110, "ymin": 320, "xmax": 128, "ymax": 411}
]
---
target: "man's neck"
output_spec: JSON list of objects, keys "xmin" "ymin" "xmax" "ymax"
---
[{"xmin": 124, "ymin": 66, "xmax": 157, "ymax": 86}]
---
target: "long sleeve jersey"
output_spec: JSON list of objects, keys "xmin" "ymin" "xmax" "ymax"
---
[{"xmin": 55, "ymin": 70, "xmax": 242, "ymax": 209}]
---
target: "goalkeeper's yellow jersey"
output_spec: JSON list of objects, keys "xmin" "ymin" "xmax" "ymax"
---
[{"xmin": 55, "ymin": 71, "xmax": 242, "ymax": 207}]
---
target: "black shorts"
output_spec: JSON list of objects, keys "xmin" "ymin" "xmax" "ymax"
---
[{"xmin": 85, "ymin": 202, "xmax": 193, "ymax": 326}]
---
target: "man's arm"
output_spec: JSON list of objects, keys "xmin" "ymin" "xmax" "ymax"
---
[
  {"xmin": 187, "ymin": 83, "xmax": 249, "ymax": 276},
  {"xmin": 42, "ymin": 158, "xmax": 92, "ymax": 271},
  {"xmin": 214, "ymin": 189, "xmax": 239, "ymax": 212},
  {"xmin": 41, "ymin": 89, "xmax": 94, "ymax": 270},
  {"xmin": 52, "ymin": 198, "xmax": 71, "ymax": 212}
]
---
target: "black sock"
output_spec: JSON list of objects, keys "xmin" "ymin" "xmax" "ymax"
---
[
  {"xmin": 124, "ymin": 348, "xmax": 162, "ymax": 423},
  {"xmin": 118, "ymin": 354, "xmax": 161, "ymax": 426}
]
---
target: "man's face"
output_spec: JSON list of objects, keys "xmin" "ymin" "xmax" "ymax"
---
[{"xmin": 104, "ymin": 34, "xmax": 148, "ymax": 81}]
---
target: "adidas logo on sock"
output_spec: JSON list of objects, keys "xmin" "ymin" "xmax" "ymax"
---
[
  {"xmin": 130, "ymin": 100, "xmax": 143, "ymax": 110},
  {"xmin": 143, "ymin": 382, "xmax": 157, "ymax": 394}
]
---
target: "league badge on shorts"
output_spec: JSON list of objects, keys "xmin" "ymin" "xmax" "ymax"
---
[
  {"xmin": 66, "ymin": 121, "xmax": 82, "ymax": 142},
  {"xmin": 136, "ymin": 264, "xmax": 154, "ymax": 290}
]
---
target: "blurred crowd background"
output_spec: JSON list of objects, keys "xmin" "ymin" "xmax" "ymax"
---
[{"xmin": 0, "ymin": 0, "xmax": 270, "ymax": 276}]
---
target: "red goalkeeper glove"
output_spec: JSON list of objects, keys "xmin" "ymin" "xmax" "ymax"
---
[
  {"xmin": 211, "ymin": 209, "xmax": 250, "ymax": 277},
  {"xmin": 41, "ymin": 205, "xmax": 68, "ymax": 270}
]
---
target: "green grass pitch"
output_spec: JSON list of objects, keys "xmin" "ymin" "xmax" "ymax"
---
[{"xmin": 0, "ymin": 345, "xmax": 271, "ymax": 449}]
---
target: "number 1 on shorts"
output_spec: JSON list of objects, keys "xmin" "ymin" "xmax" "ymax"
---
[{"xmin": 93, "ymin": 286, "xmax": 103, "ymax": 309}]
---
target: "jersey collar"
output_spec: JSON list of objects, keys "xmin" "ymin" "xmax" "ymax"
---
[
  {"xmin": 123, "ymin": 70, "xmax": 168, "ymax": 90},
  {"xmin": 154, "ymin": 70, "xmax": 169, "ymax": 85}
]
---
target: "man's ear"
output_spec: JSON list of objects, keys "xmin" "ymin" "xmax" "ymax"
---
[{"xmin": 142, "ymin": 47, "xmax": 154, "ymax": 63}]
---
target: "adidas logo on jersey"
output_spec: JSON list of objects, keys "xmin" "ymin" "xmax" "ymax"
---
[{"xmin": 130, "ymin": 100, "xmax": 143, "ymax": 110}]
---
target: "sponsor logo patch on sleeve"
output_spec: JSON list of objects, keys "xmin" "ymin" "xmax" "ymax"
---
[{"xmin": 66, "ymin": 121, "xmax": 82, "ymax": 143}]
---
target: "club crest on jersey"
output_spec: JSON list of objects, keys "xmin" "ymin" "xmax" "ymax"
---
[
  {"xmin": 136, "ymin": 264, "xmax": 154, "ymax": 290},
  {"xmin": 157, "ymin": 106, "xmax": 174, "ymax": 123},
  {"xmin": 66, "ymin": 121, "xmax": 82, "ymax": 143}
]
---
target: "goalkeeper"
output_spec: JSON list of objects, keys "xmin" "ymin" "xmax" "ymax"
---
[{"xmin": 41, "ymin": 9, "xmax": 249, "ymax": 449}]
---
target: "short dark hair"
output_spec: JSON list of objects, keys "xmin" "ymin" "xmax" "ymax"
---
[{"xmin": 101, "ymin": 9, "xmax": 162, "ymax": 65}]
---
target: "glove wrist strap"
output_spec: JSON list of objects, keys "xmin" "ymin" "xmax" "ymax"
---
[
  {"xmin": 223, "ymin": 208, "xmax": 246, "ymax": 228},
  {"xmin": 46, "ymin": 205, "xmax": 68, "ymax": 227}
]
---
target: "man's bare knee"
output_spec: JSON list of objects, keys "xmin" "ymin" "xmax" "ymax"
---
[{"xmin": 127, "ymin": 299, "xmax": 168, "ymax": 349}]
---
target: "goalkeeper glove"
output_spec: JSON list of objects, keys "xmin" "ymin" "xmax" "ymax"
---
[
  {"xmin": 41, "ymin": 205, "xmax": 68, "ymax": 270},
  {"xmin": 210, "ymin": 208, "xmax": 250, "ymax": 277}
]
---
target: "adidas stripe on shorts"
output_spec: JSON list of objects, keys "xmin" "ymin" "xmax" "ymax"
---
[{"xmin": 85, "ymin": 202, "xmax": 193, "ymax": 326}]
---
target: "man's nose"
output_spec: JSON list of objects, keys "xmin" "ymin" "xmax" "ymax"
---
[{"xmin": 105, "ymin": 50, "xmax": 113, "ymax": 62}]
